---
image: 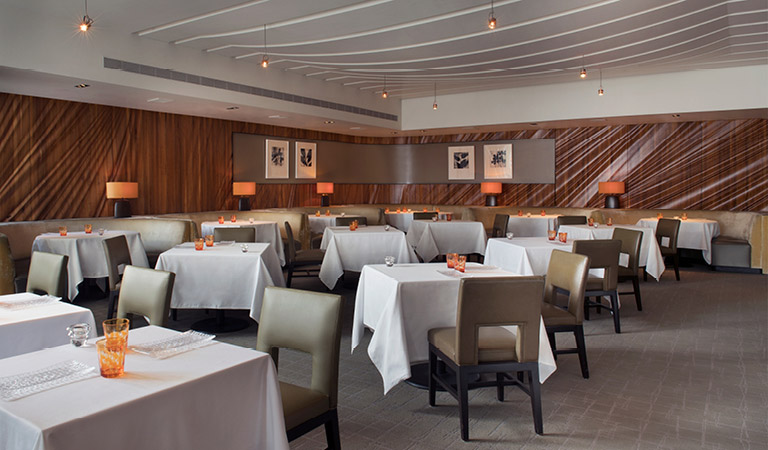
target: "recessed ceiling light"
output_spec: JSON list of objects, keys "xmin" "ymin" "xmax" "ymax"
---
[
  {"xmin": 75, "ymin": 83, "xmax": 89, "ymax": 88},
  {"xmin": 324, "ymin": 120, "xmax": 335, "ymax": 124},
  {"xmin": 529, "ymin": 123, "xmax": 538, "ymax": 126},
  {"xmin": 147, "ymin": 97, "xmax": 173, "ymax": 103},
  {"xmin": 391, "ymin": 131, "xmax": 398, "ymax": 135},
  {"xmin": 226, "ymin": 106, "xmax": 239, "ymax": 110},
  {"xmin": 349, "ymin": 127, "xmax": 363, "ymax": 130},
  {"xmin": 420, "ymin": 130, "xmax": 427, "ymax": 133},
  {"xmin": 672, "ymin": 114, "xmax": 681, "ymax": 118},
  {"xmin": 268, "ymin": 114, "xmax": 286, "ymax": 119}
]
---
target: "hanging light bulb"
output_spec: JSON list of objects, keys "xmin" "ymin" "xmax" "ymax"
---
[
  {"xmin": 598, "ymin": 69, "xmax": 605, "ymax": 96},
  {"xmin": 79, "ymin": 0, "xmax": 93, "ymax": 31},
  {"xmin": 261, "ymin": 24, "xmax": 269, "ymax": 68},
  {"xmin": 432, "ymin": 82, "xmax": 438, "ymax": 110},
  {"xmin": 579, "ymin": 55, "xmax": 587, "ymax": 79},
  {"xmin": 488, "ymin": 0, "xmax": 497, "ymax": 29},
  {"xmin": 382, "ymin": 76, "xmax": 388, "ymax": 98}
]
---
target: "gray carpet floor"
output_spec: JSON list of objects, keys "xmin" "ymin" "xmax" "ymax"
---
[{"xmin": 77, "ymin": 263, "xmax": 768, "ymax": 449}]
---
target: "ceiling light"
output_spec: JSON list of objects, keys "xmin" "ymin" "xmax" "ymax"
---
[
  {"xmin": 261, "ymin": 24, "xmax": 269, "ymax": 68},
  {"xmin": 79, "ymin": 0, "xmax": 93, "ymax": 32},
  {"xmin": 672, "ymin": 114, "xmax": 681, "ymax": 118},
  {"xmin": 324, "ymin": 120, "xmax": 335, "ymax": 124},
  {"xmin": 75, "ymin": 83, "xmax": 89, "ymax": 88},
  {"xmin": 598, "ymin": 69, "xmax": 605, "ymax": 96},
  {"xmin": 350, "ymin": 127, "xmax": 363, "ymax": 130},
  {"xmin": 382, "ymin": 76, "xmax": 388, "ymax": 99},
  {"xmin": 579, "ymin": 55, "xmax": 587, "ymax": 79},
  {"xmin": 268, "ymin": 114, "xmax": 286, "ymax": 119},
  {"xmin": 226, "ymin": 106, "xmax": 239, "ymax": 110},
  {"xmin": 432, "ymin": 82, "xmax": 438, "ymax": 110},
  {"xmin": 488, "ymin": 0, "xmax": 497, "ymax": 29}
]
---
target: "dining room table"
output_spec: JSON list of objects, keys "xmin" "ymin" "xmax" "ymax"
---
[
  {"xmin": 0, "ymin": 325, "xmax": 289, "ymax": 450},
  {"xmin": 0, "ymin": 292, "xmax": 96, "ymax": 360},
  {"xmin": 506, "ymin": 214, "xmax": 561, "ymax": 237},
  {"xmin": 31, "ymin": 230, "xmax": 149, "ymax": 301},
  {"xmin": 635, "ymin": 217, "xmax": 721, "ymax": 264},
  {"xmin": 307, "ymin": 213, "xmax": 366, "ymax": 234},
  {"xmin": 384, "ymin": 211, "xmax": 453, "ymax": 232},
  {"xmin": 200, "ymin": 220, "xmax": 286, "ymax": 266},
  {"xmin": 319, "ymin": 225, "xmax": 418, "ymax": 290},
  {"xmin": 406, "ymin": 220, "xmax": 487, "ymax": 263},
  {"xmin": 352, "ymin": 262, "xmax": 556, "ymax": 394}
]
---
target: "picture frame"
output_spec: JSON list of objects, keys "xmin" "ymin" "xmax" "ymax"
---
[
  {"xmin": 265, "ymin": 139, "xmax": 289, "ymax": 179},
  {"xmin": 483, "ymin": 143, "xmax": 513, "ymax": 179},
  {"xmin": 448, "ymin": 146, "xmax": 475, "ymax": 180},
  {"xmin": 295, "ymin": 142, "xmax": 316, "ymax": 179}
]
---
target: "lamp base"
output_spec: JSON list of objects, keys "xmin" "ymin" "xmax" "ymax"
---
[
  {"xmin": 604, "ymin": 195, "xmax": 620, "ymax": 209},
  {"xmin": 114, "ymin": 200, "xmax": 131, "ymax": 218},
  {"xmin": 485, "ymin": 195, "xmax": 498, "ymax": 207},
  {"xmin": 238, "ymin": 197, "xmax": 250, "ymax": 211},
  {"xmin": 320, "ymin": 195, "xmax": 330, "ymax": 207}
]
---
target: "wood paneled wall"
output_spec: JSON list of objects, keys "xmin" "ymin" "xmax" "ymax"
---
[{"xmin": 1, "ymin": 92, "xmax": 766, "ymax": 221}]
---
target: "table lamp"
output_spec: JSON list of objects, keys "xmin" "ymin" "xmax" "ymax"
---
[
  {"xmin": 480, "ymin": 182, "xmax": 502, "ymax": 206},
  {"xmin": 106, "ymin": 182, "xmax": 138, "ymax": 218},
  {"xmin": 598, "ymin": 181, "xmax": 625, "ymax": 209},
  {"xmin": 233, "ymin": 182, "xmax": 256, "ymax": 211},
  {"xmin": 317, "ymin": 182, "xmax": 334, "ymax": 207}
]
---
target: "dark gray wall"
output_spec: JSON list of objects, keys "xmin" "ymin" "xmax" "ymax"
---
[{"xmin": 233, "ymin": 133, "xmax": 555, "ymax": 184}]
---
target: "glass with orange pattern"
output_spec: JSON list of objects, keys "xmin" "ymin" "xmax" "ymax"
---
[
  {"xmin": 588, "ymin": 217, "xmax": 594, "ymax": 227},
  {"xmin": 607, "ymin": 217, "xmax": 613, "ymax": 226},
  {"xmin": 446, "ymin": 213, "xmax": 453, "ymax": 222},
  {"xmin": 315, "ymin": 210, "xmax": 321, "ymax": 216},
  {"xmin": 517, "ymin": 210, "xmax": 523, "ymax": 216},
  {"xmin": 548, "ymin": 229, "xmax": 557, "ymax": 241},
  {"xmin": 96, "ymin": 338, "xmax": 126, "ymax": 378},
  {"xmin": 326, "ymin": 210, "xmax": 330, "ymax": 216},
  {"xmin": 558, "ymin": 232, "xmax": 567, "ymax": 243},
  {"xmin": 455, "ymin": 255, "xmax": 467, "ymax": 273},
  {"xmin": 656, "ymin": 213, "xmax": 663, "ymax": 219},
  {"xmin": 230, "ymin": 215, "xmax": 237, "ymax": 223},
  {"xmin": 102, "ymin": 318, "xmax": 130, "ymax": 345},
  {"xmin": 446, "ymin": 253, "xmax": 458, "ymax": 269},
  {"xmin": 194, "ymin": 238, "xmax": 204, "ymax": 250},
  {"xmin": 681, "ymin": 213, "xmax": 688, "ymax": 220},
  {"xmin": 218, "ymin": 216, "xmax": 225, "ymax": 224},
  {"xmin": 204, "ymin": 234, "xmax": 214, "ymax": 247},
  {"xmin": 540, "ymin": 210, "xmax": 546, "ymax": 216},
  {"xmin": 59, "ymin": 226, "xmax": 67, "ymax": 236},
  {"xmin": 84, "ymin": 224, "xmax": 92, "ymax": 234}
]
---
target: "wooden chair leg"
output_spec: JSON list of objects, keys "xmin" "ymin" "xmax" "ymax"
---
[
  {"xmin": 428, "ymin": 349, "xmax": 437, "ymax": 407},
  {"xmin": 496, "ymin": 373, "xmax": 504, "ymax": 401},
  {"xmin": 632, "ymin": 276, "xmax": 642, "ymax": 311},
  {"xmin": 324, "ymin": 410, "xmax": 341, "ymax": 450},
  {"xmin": 529, "ymin": 368, "xmax": 543, "ymax": 435},
  {"xmin": 610, "ymin": 292, "xmax": 621, "ymax": 333},
  {"xmin": 458, "ymin": 368, "xmax": 470, "ymax": 441},
  {"xmin": 575, "ymin": 326, "xmax": 589, "ymax": 379}
]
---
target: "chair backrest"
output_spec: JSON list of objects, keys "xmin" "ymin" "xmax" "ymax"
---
[
  {"xmin": 612, "ymin": 227, "xmax": 643, "ymax": 272},
  {"xmin": 0, "ymin": 233, "xmax": 15, "ymax": 295},
  {"xmin": 572, "ymin": 239, "xmax": 621, "ymax": 291},
  {"xmin": 335, "ymin": 216, "xmax": 368, "ymax": 226},
  {"xmin": 102, "ymin": 235, "xmax": 132, "ymax": 292},
  {"xmin": 116, "ymin": 266, "xmax": 175, "ymax": 327},
  {"xmin": 213, "ymin": 227, "xmax": 256, "ymax": 242},
  {"xmin": 256, "ymin": 286, "xmax": 343, "ymax": 408},
  {"xmin": 455, "ymin": 277, "xmax": 544, "ymax": 365},
  {"xmin": 656, "ymin": 218, "xmax": 680, "ymax": 252},
  {"xmin": 556, "ymin": 215, "xmax": 587, "ymax": 229},
  {"xmin": 544, "ymin": 250, "xmax": 590, "ymax": 324},
  {"xmin": 284, "ymin": 221, "xmax": 298, "ymax": 265},
  {"xmin": 413, "ymin": 211, "xmax": 438, "ymax": 220},
  {"xmin": 26, "ymin": 251, "xmax": 68, "ymax": 298},
  {"xmin": 492, "ymin": 214, "xmax": 509, "ymax": 237}
]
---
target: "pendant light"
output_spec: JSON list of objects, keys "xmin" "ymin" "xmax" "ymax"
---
[
  {"xmin": 488, "ymin": 0, "xmax": 497, "ymax": 29},
  {"xmin": 432, "ymin": 82, "xmax": 438, "ymax": 110},
  {"xmin": 79, "ymin": 0, "xmax": 94, "ymax": 32},
  {"xmin": 261, "ymin": 25, "xmax": 269, "ymax": 68},
  {"xmin": 579, "ymin": 55, "xmax": 587, "ymax": 79},
  {"xmin": 382, "ymin": 76, "xmax": 388, "ymax": 99},
  {"xmin": 598, "ymin": 69, "xmax": 605, "ymax": 96}
]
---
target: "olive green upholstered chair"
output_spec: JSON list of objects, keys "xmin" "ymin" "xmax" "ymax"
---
[
  {"xmin": 335, "ymin": 216, "xmax": 367, "ymax": 226},
  {"xmin": 655, "ymin": 218, "xmax": 681, "ymax": 281},
  {"xmin": 491, "ymin": 214, "xmax": 509, "ymax": 238},
  {"xmin": 428, "ymin": 277, "xmax": 545, "ymax": 441},
  {"xmin": 213, "ymin": 227, "xmax": 256, "ymax": 242},
  {"xmin": 0, "ymin": 233, "xmax": 15, "ymax": 295},
  {"xmin": 612, "ymin": 227, "xmax": 644, "ymax": 310},
  {"xmin": 413, "ymin": 211, "xmax": 438, "ymax": 221},
  {"xmin": 256, "ymin": 287, "xmax": 343, "ymax": 449},
  {"xmin": 541, "ymin": 250, "xmax": 590, "ymax": 378},
  {"xmin": 116, "ymin": 266, "xmax": 175, "ymax": 327},
  {"xmin": 103, "ymin": 235, "xmax": 133, "ymax": 320},
  {"xmin": 26, "ymin": 251, "xmax": 68, "ymax": 299},
  {"xmin": 573, "ymin": 239, "xmax": 622, "ymax": 333},
  {"xmin": 284, "ymin": 222, "xmax": 324, "ymax": 287}
]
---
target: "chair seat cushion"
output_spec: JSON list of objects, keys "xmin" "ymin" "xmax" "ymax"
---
[
  {"xmin": 541, "ymin": 302, "xmax": 577, "ymax": 326},
  {"xmin": 294, "ymin": 249, "xmax": 325, "ymax": 265},
  {"xmin": 428, "ymin": 326, "xmax": 518, "ymax": 364},
  {"xmin": 279, "ymin": 381, "xmax": 330, "ymax": 431}
]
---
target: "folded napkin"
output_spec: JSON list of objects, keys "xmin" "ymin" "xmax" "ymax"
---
[
  {"xmin": 130, "ymin": 330, "xmax": 216, "ymax": 359},
  {"xmin": 0, "ymin": 360, "xmax": 98, "ymax": 401}
]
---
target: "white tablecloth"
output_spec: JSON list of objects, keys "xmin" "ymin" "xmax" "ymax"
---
[
  {"xmin": 308, "ymin": 214, "xmax": 366, "ymax": 234},
  {"xmin": 557, "ymin": 224, "xmax": 666, "ymax": 280},
  {"xmin": 636, "ymin": 218, "xmax": 721, "ymax": 264},
  {"xmin": 384, "ymin": 212, "xmax": 452, "ymax": 232},
  {"xmin": 0, "ymin": 326, "xmax": 289, "ymax": 450},
  {"xmin": 319, "ymin": 226, "xmax": 418, "ymax": 290},
  {"xmin": 0, "ymin": 293, "xmax": 96, "ymax": 360},
  {"xmin": 200, "ymin": 220, "xmax": 285, "ymax": 266},
  {"xmin": 155, "ymin": 243, "xmax": 285, "ymax": 321},
  {"xmin": 406, "ymin": 220, "xmax": 487, "ymax": 263},
  {"xmin": 484, "ymin": 237, "xmax": 572, "ymax": 276},
  {"xmin": 506, "ymin": 215, "xmax": 560, "ymax": 237},
  {"xmin": 32, "ymin": 231, "xmax": 149, "ymax": 301},
  {"xmin": 352, "ymin": 263, "xmax": 556, "ymax": 393}
]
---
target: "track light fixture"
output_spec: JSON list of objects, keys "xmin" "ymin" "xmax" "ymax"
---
[
  {"xmin": 382, "ymin": 76, "xmax": 388, "ymax": 99},
  {"xmin": 488, "ymin": 0, "xmax": 497, "ymax": 29},
  {"xmin": 432, "ymin": 82, "xmax": 438, "ymax": 110},
  {"xmin": 598, "ymin": 69, "xmax": 604, "ymax": 96},
  {"xmin": 579, "ymin": 55, "xmax": 587, "ymax": 79},
  {"xmin": 261, "ymin": 25, "xmax": 269, "ymax": 68},
  {"xmin": 79, "ymin": 0, "xmax": 93, "ymax": 32}
]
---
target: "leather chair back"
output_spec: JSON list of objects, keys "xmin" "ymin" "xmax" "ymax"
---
[
  {"xmin": 413, "ymin": 212, "xmax": 438, "ymax": 220},
  {"xmin": 256, "ymin": 287, "xmax": 343, "ymax": 408},
  {"xmin": 284, "ymin": 221, "xmax": 298, "ymax": 265},
  {"xmin": 26, "ymin": 251, "xmax": 68, "ymax": 298},
  {"xmin": 102, "ymin": 235, "xmax": 132, "ymax": 292},
  {"xmin": 656, "ymin": 218, "xmax": 680, "ymax": 253},
  {"xmin": 0, "ymin": 233, "xmax": 15, "ymax": 295},
  {"xmin": 492, "ymin": 214, "xmax": 509, "ymax": 237},
  {"xmin": 335, "ymin": 216, "xmax": 368, "ymax": 226},
  {"xmin": 455, "ymin": 277, "xmax": 544, "ymax": 365},
  {"xmin": 556, "ymin": 215, "xmax": 587, "ymax": 229},
  {"xmin": 213, "ymin": 227, "xmax": 256, "ymax": 242},
  {"xmin": 612, "ymin": 228, "xmax": 642, "ymax": 272},
  {"xmin": 572, "ymin": 239, "xmax": 621, "ymax": 291},
  {"xmin": 544, "ymin": 250, "xmax": 590, "ymax": 323},
  {"xmin": 116, "ymin": 266, "xmax": 175, "ymax": 327}
]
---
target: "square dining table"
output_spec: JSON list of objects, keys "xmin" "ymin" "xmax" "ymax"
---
[
  {"xmin": 636, "ymin": 218, "xmax": 721, "ymax": 264},
  {"xmin": 0, "ymin": 326, "xmax": 289, "ymax": 450},
  {"xmin": 200, "ymin": 220, "xmax": 286, "ymax": 266},
  {"xmin": 308, "ymin": 214, "xmax": 366, "ymax": 234},
  {"xmin": 352, "ymin": 262, "xmax": 556, "ymax": 393},
  {"xmin": 384, "ymin": 211, "xmax": 453, "ymax": 232},
  {"xmin": 506, "ymin": 214, "xmax": 561, "ymax": 237},
  {"xmin": 406, "ymin": 220, "xmax": 487, "ymax": 263}
]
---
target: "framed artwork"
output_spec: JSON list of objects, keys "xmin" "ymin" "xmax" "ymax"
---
[
  {"xmin": 295, "ymin": 142, "xmax": 317, "ymax": 179},
  {"xmin": 483, "ymin": 143, "xmax": 513, "ymax": 179},
  {"xmin": 448, "ymin": 146, "xmax": 475, "ymax": 180},
  {"xmin": 265, "ymin": 139, "xmax": 289, "ymax": 179}
]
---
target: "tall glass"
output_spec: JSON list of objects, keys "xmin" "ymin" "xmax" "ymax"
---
[
  {"xmin": 455, "ymin": 255, "xmax": 467, "ymax": 273},
  {"xmin": 102, "ymin": 318, "xmax": 130, "ymax": 345},
  {"xmin": 96, "ymin": 338, "xmax": 126, "ymax": 378},
  {"xmin": 204, "ymin": 234, "xmax": 214, "ymax": 247}
]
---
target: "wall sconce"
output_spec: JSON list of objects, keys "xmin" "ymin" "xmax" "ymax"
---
[
  {"xmin": 106, "ymin": 182, "xmax": 138, "ymax": 218},
  {"xmin": 598, "ymin": 181, "xmax": 625, "ymax": 209},
  {"xmin": 317, "ymin": 182, "xmax": 334, "ymax": 207},
  {"xmin": 480, "ymin": 182, "xmax": 502, "ymax": 206},
  {"xmin": 233, "ymin": 182, "xmax": 256, "ymax": 211}
]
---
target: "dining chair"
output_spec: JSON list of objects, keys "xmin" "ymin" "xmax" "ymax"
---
[
  {"xmin": 653, "ymin": 218, "xmax": 681, "ymax": 281},
  {"xmin": 26, "ymin": 251, "xmax": 68, "ymax": 299},
  {"xmin": 491, "ymin": 213, "xmax": 509, "ymax": 238},
  {"xmin": 573, "ymin": 239, "xmax": 622, "ymax": 333},
  {"xmin": 0, "ymin": 233, "xmax": 15, "ymax": 295},
  {"xmin": 413, "ymin": 211, "xmax": 438, "ymax": 220},
  {"xmin": 284, "ymin": 222, "xmax": 325, "ymax": 287},
  {"xmin": 556, "ymin": 215, "xmax": 587, "ymax": 229},
  {"xmin": 116, "ymin": 265, "xmax": 175, "ymax": 327},
  {"xmin": 102, "ymin": 235, "xmax": 133, "ymax": 319},
  {"xmin": 541, "ymin": 250, "xmax": 590, "ymax": 378},
  {"xmin": 612, "ymin": 228, "xmax": 644, "ymax": 311},
  {"xmin": 428, "ymin": 276, "xmax": 545, "ymax": 441},
  {"xmin": 213, "ymin": 227, "xmax": 256, "ymax": 242},
  {"xmin": 335, "ymin": 216, "xmax": 367, "ymax": 226},
  {"xmin": 256, "ymin": 286, "xmax": 343, "ymax": 449}
]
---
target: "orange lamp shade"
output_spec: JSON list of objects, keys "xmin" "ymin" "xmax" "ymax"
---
[
  {"xmin": 598, "ymin": 181, "xmax": 625, "ymax": 194},
  {"xmin": 233, "ymin": 182, "xmax": 256, "ymax": 196},
  {"xmin": 480, "ymin": 182, "xmax": 502, "ymax": 194},
  {"xmin": 317, "ymin": 182, "xmax": 334, "ymax": 194},
  {"xmin": 106, "ymin": 182, "xmax": 138, "ymax": 199}
]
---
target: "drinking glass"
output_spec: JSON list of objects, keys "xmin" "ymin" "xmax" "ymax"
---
[
  {"xmin": 102, "ymin": 318, "xmax": 130, "ymax": 345},
  {"xmin": 194, "ymin": 238, "xmax": 204, "ymax": 250},
  {"xmin": 66, "ymin": 323, "xmax": 91, "ymax": 347},
  {"xmin": 230, "ymin": 215, "xmax": 237, "ymax": 223},
  {"xmin": 548, "ymin": 230, "xmax": 557, "ymax": 240},
  {"xmin": 447, "ymin": 253, "xmax": 458, "ymax": 268},
  {"xmin": 59, "ymin": 226, "xmax": 67, "ymax": 236},
  {"xmin": 204, "ymin": 235, "xmax": 214, "ymax": 247},
  {"xmin": 455, "ymin": 255, "xmax": 467, "ymax": 273},
  {"xmin": 96, "ymin": 338, "xmax": 126, "ymax": 378},
  {"xmin": 98, "ymin": 228, "xmax": 105, "ymax": 236},
  {"xmin": 558, "ymin": 232, "xmax": 567, "ymax": 243},
  {"xmin": 517, "ymin": 210, "xmax": 523, "ymax": 216},
  {"xmin": 84, "ymin": 224, "xmax": 92, "ymax": 234},
  {"xmin": 446, "ymin": 213, "xmax": 453, "ymax": 222},
  {"xmin": 540, "ymin": 210, "xmax": 546, "ymax": 216},
  {"xmin": 682, "ymin": 213, "xmax": 688, "ymax": 220},
  {"xmin": 506, "ymin": 232, "xmax": 514, "ymax": 240},
  {"xmin": 384, "ymin": 256, "xmax": 395, "ymax": 267},
  {"xmin": 607, "ymin": 218, "xmax": 613, "ymax": 226},
  {"xmin": 588, "ymin": 217, "xmax": 594, "ymax": 227},
  {"xmin": 218, "ymin": 216, "xmax": 224, "ymax": 224}
]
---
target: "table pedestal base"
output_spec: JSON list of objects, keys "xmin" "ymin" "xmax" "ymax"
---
[{"xmin": 191, "ymin": 310, "xmax": 251, "ymax": 333}]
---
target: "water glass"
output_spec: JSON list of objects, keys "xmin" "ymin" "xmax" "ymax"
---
[
  {"xmin": 446, "ymin": 253, "xmax": 458, "ymax": 269},
  {"xmin": 96, "ymin": 338, "xmax": 126, "ymax": 378},
  {"xmin": 547, "ymin": 230, "xmax": 557, "ymax": 241},
  {"xmin": 84, "ymin": 224, "xmax": 92, "ymax": 234},
  {"xmin": 384, "ymin": 256, "xmax": 395, "ymax": 267},
  {"xmin": 58, "ymin": 226, "xmax": 67, "ymax": 236},
  {"xmin": 204, "ymin": 235, "xmax": 214, "ymax": 247},
  {"xmin": 558, "ymin": 232, "xmax": 568, "ymax": 243},
  {"xmin": 194, "ymin": 238, "xmax": 204, "ymax": 250},
  {"xmin": 66, "ymin": 323, "xmax": 91, "ymax": 347},
  {"xmin": 218, "ymin": 216, "xmax": 225, "ymax": 224},
  {"xmin": 506, "ymin": 232, "xmax": 514, "ymax": 240},
  {"xmin": 455, "ymin": 255, "xmax": 467, "ymax": 273},
  {"xmin": 102, "ymin": 318, "xmax": 130, "ymax": 345},
  {"xmin": 98, "ymin": 228, "xmax": 105, "ymax": 236}
]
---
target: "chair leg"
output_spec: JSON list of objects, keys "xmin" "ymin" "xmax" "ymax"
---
[
  {"xmin": 428, "ymin": 349, "xmax": 437, "ymax": 407},
  {"xmin": 324, "ymin": 409, "xmax": 341, "ymax": 450},
  {"xmin": 673, "ymin": 253, "xmax": 680, "ymax": 281},
  {"xmin": 610, "ymin": 292, "xmax": 621, "ymax": 333},
  {"xmin": 643, "ymin": 268, "xmax": 648, "ymax": 281},
  {"xmin": 496, "ymin": 373, "xmax": 504, "ymax": 401},
  {"xmin": 547, "ymin": 330, "xmax": 557, "ymax": 361},
  {"xmin": 458, "ymin": 368, "xmax": 470, "ymax": 441},
  {"xmin": 574, "ymin": 326, "xmax": 589, "ymax": 379},
  {"xmin": 632, "ymin": 276, "xmax": 642, "ymax": 311},
  {"xmin": 171, "ymin": 309, "xmax": 178, "ymax": 321},
  {"xmin": 584, "ymin": 299, "xmax": 590, "ymax": 320},
  {"xmin": 529, "ymin": 368, "xmax": 543, "ymax": 435},
  {"xmin": 107, "ymin": 291, "xmax": 117, "ymax": 320},
  {"xmin": 286, "ymin": 268, "xmax": 293, "ymax": 288}
]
